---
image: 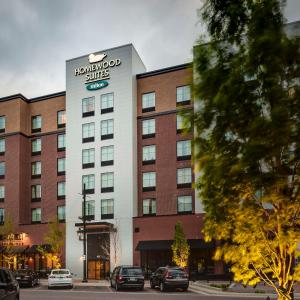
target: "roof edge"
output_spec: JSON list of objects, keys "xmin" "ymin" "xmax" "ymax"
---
[
  {"xmin": 136, "ymin": 62, "xmax": 192, "ymax": 79},
  {"xmin": 0, "ymin": 93, "xmax": 28, "ymax": 103},
  {"xmin": 29, "ymin": 91, "xmax": 66, "ymax": 102}
]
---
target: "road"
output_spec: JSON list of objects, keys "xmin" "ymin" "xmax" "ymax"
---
[{"xmin": 20, "ymin": 286, "xmax": 278, "ymax": 300}]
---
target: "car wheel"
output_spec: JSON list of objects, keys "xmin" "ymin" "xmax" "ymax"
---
[
  {"xmin": 160, "ymin": 282, "xmax": 166, "ymax": 292},
  {"xmin": 182, "ymin": 287, "xmax": 188, "ymax": 292},
  {"xmin": 150, "ymin": 280, "xmax": 155, "ymax": 289},
  {"xmin": 48, "ymin": 286, "xmax": 51, "ymax": 290}
]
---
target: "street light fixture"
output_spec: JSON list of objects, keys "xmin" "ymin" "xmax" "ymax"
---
[{"xmin": 78, "ymin": 184, "xmax": 88, "ymax": 283}]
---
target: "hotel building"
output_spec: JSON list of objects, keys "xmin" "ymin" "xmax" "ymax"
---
[{"xmin": 0, "ymin": 43, "xmax": 224, "ymax": 279}]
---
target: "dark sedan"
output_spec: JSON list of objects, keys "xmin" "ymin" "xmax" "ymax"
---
[
  {"xmin": 150, "ymin": 266, "xmax": 189, "ymax": 292},
  {"xmin": 0, "ymin": 268, "xmax": 19, "ymax": 299},
  {"xmin": 14, "ymin": 269, "xmax": 39, "ymax": 287}
]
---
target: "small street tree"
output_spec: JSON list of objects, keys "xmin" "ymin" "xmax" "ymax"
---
[
  {"xmin": 0, "ymin": 215, "xmax": 17, "ymax": 269},
  {"xmin": 190, "ymin": 1, "xmax": 300, "ymax": 299},
  {"xmin": 37, "ymin": 218, "xmax": 65, "ymax": 269},
  {"xmin": 171, "ymin": 222, "xmax": 190, "ymax": 268}
]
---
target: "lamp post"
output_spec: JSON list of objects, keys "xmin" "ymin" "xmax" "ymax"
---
[{"xmin": 81, "ymin": 184, "xmax": 88, "ymax": 283}]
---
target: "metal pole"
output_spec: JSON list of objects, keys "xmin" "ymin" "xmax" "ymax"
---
[{"xmin": 82, "ymin": 184, "xmax": 88, "ymax": 282}]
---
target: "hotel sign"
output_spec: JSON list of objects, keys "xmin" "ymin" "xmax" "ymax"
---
[
  {"xmin": 74, "ymin": 52, "xmax": 121, "ymax": 90},
  {"xmin": 86, "ymin": 80, "xmax": 108, "ymax": 91}
]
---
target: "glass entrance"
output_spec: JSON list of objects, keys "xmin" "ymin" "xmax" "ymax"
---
[{"xmin": 87, "ymin": 233, "xmax": 110, "ymax": 280}]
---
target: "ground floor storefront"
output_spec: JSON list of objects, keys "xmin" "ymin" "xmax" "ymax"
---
[{"xmin": 133, "ymin": 214, "xmax": 229, "ymax": 280}]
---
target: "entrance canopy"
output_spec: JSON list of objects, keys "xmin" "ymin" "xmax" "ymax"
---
[
  {"xmin": 136, "ymin": 239, "xmax": 215, "ymax": 251},
  {"xmin": 25, "ymin": 244, "xmax": 52, "ymax": 254}
]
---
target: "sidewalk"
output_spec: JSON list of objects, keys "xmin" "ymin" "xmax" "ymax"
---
[{"xmin": 189, "ymin": 280, "xmax": 300, "ymax": 298}]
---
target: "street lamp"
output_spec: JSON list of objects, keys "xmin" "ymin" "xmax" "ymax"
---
[{"xmin": 78, "ymin": 184, "xmax": 88, "ymax": 283}]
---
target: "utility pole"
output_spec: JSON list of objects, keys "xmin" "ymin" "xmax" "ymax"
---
[{"xmin": 82, "ymin": 184, "xmax": 88, "ymax": 283}]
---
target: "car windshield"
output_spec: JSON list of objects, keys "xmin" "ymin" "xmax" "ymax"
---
[
  {"xmin": 15, "ymin": 270, "xmax": 31, "ymax": 276},
  {"xmin": 52, "ymin": 270, "xmax": 69, "ymax": 275},
  {"xmin": 122, "ymin": 268, "xmax": 143, "ymax": 276}
]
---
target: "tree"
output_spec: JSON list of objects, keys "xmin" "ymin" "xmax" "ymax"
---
[
  {"xmin": 190, "ymin": 1, "xmax": 300, "ymax": 299},
  {"xmin": 0, "ymin": 215, "xmax": 17, "ymax": 269},
  {"xmin": 171, "ymin": 222, "xmax": 190, "ymax": 268},
  {"xmin": 110, "ymin": 220, "xmax": 121, "ymax": 268},
  {"xmin": 37, "ymin": 218, "xmax": 65, "ymax": 269}
]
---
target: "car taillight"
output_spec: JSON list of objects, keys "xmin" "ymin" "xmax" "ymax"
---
[
  {"xmin": 165, "ymin": 272, "xmax": 173, "ymax": 279},
  {"xmin": 117, "ymin": 275, "xmax": 123, "ymax": 281}
]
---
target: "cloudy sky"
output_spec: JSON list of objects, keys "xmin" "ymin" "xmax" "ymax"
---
[{"xmin": 0, "ymin": 0, "xmax": 299, "ymax": 98}]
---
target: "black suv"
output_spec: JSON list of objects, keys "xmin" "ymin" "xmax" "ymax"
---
[
  {"xmin": 110, "ymin": 266, "xmax": 144, "ymax": 291},
  {"xmin": 0, "ymin": 268, "xmax": 19, "ymax": 299},
  {"xmin": 15, "ymin": 269, "xmax": 39, "ymax": 287},
  {"xmin": 150, "ymin": 266, "xmax": 189, "ymax": 292}
]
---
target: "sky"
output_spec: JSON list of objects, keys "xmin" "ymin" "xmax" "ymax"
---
[{"xmin": 0, "ymin": 0, "xmax": 299, "ymax": 98}]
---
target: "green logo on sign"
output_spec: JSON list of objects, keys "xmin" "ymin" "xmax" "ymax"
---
[{"xmin": 86, "ymin": 80, "xmax": 108, "ymax": 91}]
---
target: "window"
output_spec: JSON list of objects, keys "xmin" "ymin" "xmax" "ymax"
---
[
  {"xmin": 101, "ymin": 119, "xmax": 114, "ymax": 140},
  {"xmin": 142, "ymin": 145, "xmax": 156, "ymax": 164},
  {"xmin": 101, "ymin": 145, "xmax": 114, "ymax": 166},
  {"xmin": 0, "ymin": 162, "xmax": 5, "ymax": 179},
  {"xmin": 142, "ymin": 119, "xmax": 155, "ymax": 138},
  {"xmin": 31, "ymin": 161, "xmax": 41, "ymax": 178},
  {"xmin": 56, "ymin": 158, "xmax": 65, "ymax": 176},
  {"xmin": 31, "ymin": 185, "xmax": 41, "ymax": 202},
  {"xmin": 82, "ymin": 97, "xmax": 95, "ymax": 117},
  {"xmin": 0, "ymin": 209, "xmax": 4, "ymax": 224},
  {"xmin": 57, "ymin": 110, "xmax": 66, "ymax": 128},
  {"xmin": 57, "ymin": 182, "xmax": 65, "ymax": 199},
  {"xmin": 142, "ymin": 92, "xmax": 155, "ymax": 112},
  {"xmin": 101, "ymin": 93, "xmax": 114, "ymax": 114},
  {"xmin": 177, "ymin": 196, "xmax": 192, "ymax": 214},
  {"xmin": 0, "ymin": 186, "xmax": 4, "ymax": 201},
  {"xmin": 176, "ymin": 85, "xmax": 191, "ymax": 105},
  {"xmin": 176, "ymin": 114, "xmax": 190, "ymax": 133},
  {"xmin": 57, "ymin": 134, "xmax": 65, "ymax": 151},
  {"xmin": 0, "ymin": 139, "xmax": 5, "ymax": 155},
  {"xmin": 0, "ymin": 116, "xmax": 5, "ymax": 133},
  {"xmin": 177, "ymin": 168, "xmax": 192, "ymax": 188},
  {"xmin": 82, "ymin": 174, "xmax": 95, "ymax": 194},
  {"xmin": 82, "ymin": 149, "xmax": 95, "ymax": 169},
  {"xmin": 177, "ymin": 140, "xmax": 191, "ymax": 160},
  {"xmin": 101, "ymin": 199, "xmax": 114, "ymax": 219},
  {"xmin": 82, "ymin": 123, "xmax": 95, "ymax": 143},
  {"xmin": 85, "ymin": 200, "xmax": 95, "ymax": 220},
  {"xmin": 31, "ymin": 115, "xmax": 42, "ymax": 133},
  {"xmin": 142, "ymin": 172, "xmax": 156, "ymax": 191},
  {"xmin": 101, "ymin": 172, "xmax": 114, "ymax": 193},
  {"xmin": 57, "ymin": 206, "xmax": 65, "ymax": 222},
  {"xmin": 143, "ymin": 199, "xmax": 156, "ymax": 216},
  {"xmin": 32, "ymin": 138, "xmax": 41, "ymax": 155},
  {"xmin": 31, "ymin": 208, "xmax": 41, "ymax": 223}
]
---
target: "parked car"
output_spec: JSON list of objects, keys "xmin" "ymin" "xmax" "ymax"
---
[
  {"xmin": 0, "ymin": 268, "xmax": 19, "ymax": 299},
  {"xmin": 14, "ymin": 269, "xmax": 39, "ymax": 287},
  {"xmin": 48, "ymin": 269, "xmax": 73, "ymax": 289},
  {"xmin": 110, "ymin": 266, "xmax": 144, "ymax": 291},
  {"xmin": 150, "ymin": 266, "xmax": 189, "ymax": 292}
]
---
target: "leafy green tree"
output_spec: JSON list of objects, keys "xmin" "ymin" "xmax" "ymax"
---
[
  {"xmin": 37, "ymin": 218, "xmax": 65, "ymax": 269},
  {"xmin": 171, "ymin": 222, "xmax": 190, "ymax": 268},
  {"xmin": 190, "ymin": 1, "xmax": 300, "ymax": 299}
]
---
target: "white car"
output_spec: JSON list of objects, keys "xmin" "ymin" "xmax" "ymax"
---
[{"xmin": 48, "ymin": 269, "xmax": 73, "ymax": 289}]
